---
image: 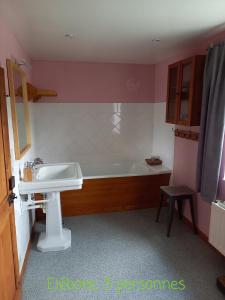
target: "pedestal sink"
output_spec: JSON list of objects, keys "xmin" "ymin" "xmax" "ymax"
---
[{"xmin": 19, "ymin": 162, "xmax": 83, "ymax": 252}]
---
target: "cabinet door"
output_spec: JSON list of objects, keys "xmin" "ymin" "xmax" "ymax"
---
[
  {"xmin": 177, "ymin": 58, "xmax": 194, "ymax": 125},
  {"xmin": 166, "ymin": 63, "xmax": 179, "ymax": 123}
]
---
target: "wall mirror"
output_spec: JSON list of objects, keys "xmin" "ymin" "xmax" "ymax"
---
[{"xmin": 7, "ymin": 59, "xmax": 31, "ymax": 160}]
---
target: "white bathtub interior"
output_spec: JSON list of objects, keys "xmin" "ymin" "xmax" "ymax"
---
[{"xmin": 81, "ymin": 160, "xmax": 171, "ymax": 179}]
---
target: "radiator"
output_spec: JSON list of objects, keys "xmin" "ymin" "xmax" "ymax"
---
[{"xmin": 209, "ymin": 201, "xmax": 225, "ymax": 256}]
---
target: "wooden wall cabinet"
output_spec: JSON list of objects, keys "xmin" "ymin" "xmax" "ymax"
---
[{"xmin": 166, "ymin": 55, "xmax": 205, "ymax": 126}]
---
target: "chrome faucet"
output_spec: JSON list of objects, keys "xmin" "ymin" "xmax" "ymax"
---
[
  {"xmin": 34, "ymin": 157, "xmax": 44, "ymax": 165},
  {"xmin": 27, "ymin": 157, "xmax": 44, "ymax": 169}
]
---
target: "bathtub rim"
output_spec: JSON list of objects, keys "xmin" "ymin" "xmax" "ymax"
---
[{"xmin": 83, "ymin": 169, "xmax": 171, "ymax": 180}]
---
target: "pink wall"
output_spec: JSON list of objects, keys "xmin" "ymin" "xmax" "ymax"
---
[
  {"xmin": 154, "ymin": 61, "xmax": 168, "ymax": 101},
  {"xmin": 154, "ymin": 30, "xmax": 225, "ymax": 237},
  {"xmin": 32, "ymin": 29, "xmax": 225, "ymax": 104},
  {"xmin": 0, "ymin": 17, "xmax": 31, "ymax": 91},
  {"xmin": 173, "ymin": 137, "xmax": 211, "ymax": 236},
  {"xmin": 154, "ymin": 30, "xmax": 225, "ymax": 102},
  {"xmin": 32, "ymin": 61, "xmax": 155, "ymax": 102}
]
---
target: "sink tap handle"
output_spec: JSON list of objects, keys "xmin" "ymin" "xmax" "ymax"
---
[
  {"xmin": 28, "ymin": 158, "xmax": 44, "ymax": 169},
  {"xmin": 33, "ymin": 157, "xmax": 44, "ymax": 165}
]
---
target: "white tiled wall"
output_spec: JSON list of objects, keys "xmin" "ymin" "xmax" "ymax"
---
[
  {"xmin": 31, "ymin": 103, "xmax": 155, "ymax": 165},
  {"xmin": 152, "ymin": 102, "xmax": 175, "ymax": 169},
  {"xmin": 31, "ymin": 102, "xmax": 175, "ymax": 168}
]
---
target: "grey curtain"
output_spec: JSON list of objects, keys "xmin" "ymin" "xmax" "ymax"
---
[{"xmin": 197, "ymin": 42, "xmax": 225, "ymax": 202}]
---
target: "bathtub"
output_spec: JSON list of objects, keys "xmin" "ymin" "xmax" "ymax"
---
[{"xmin": 60, "ymin": 161, "xmax": 171, "ymax": 216}]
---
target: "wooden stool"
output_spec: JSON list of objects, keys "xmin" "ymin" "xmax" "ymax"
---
[{"xmin": 156, "ymin": 186, "xmax": 197, "ymax": 237}]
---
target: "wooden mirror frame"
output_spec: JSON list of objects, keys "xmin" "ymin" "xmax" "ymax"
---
[{"xmin": 7, "ymin": 59, "xmax": 31, "ymax": 160}]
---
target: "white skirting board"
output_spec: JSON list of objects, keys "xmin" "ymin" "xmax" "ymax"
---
[{"xmin": 209, "ymin": 201, "xmax": 225, "ymax": 256}]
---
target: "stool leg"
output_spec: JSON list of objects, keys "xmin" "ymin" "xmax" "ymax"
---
[
  {"xmin": 177, "ymin": 199, "xmax": 183, "ymax": 220},
  {"xmin": 189, "ymin": 196, "xmax": 197, "ymax": 234},
  {"xmin": 167, "ymin": 198, "xmax": 175, "ymax": 237},
  {"xmin": 156, "ymin": 191, "xmax": 164, "ymax": 222}
]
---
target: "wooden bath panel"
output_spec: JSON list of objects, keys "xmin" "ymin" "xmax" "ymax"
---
[{"xmin": 61, "ymin": 173, "xmax": 171, "ymax": 216}]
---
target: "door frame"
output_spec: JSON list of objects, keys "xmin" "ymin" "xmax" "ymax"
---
[{"xmin": 0, "ymin": 66, "xmax": 21, "ymax": 298}]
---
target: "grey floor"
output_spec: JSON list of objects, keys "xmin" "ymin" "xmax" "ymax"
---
[{"xmin": 23, "ymin": 208, "xmax": 225, "ymax": 300}]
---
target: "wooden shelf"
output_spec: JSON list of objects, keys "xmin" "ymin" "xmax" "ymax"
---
[
  {"xmin": 174, "ymin": 128, "xmax": 199, "ymax": 141},
  {"xmin": 27, "ymin": 83, "xmax": 57, "ymax": 102}
]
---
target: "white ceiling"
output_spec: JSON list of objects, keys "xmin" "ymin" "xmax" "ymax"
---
[{"xmin": 1, "ymin": 0, "xmax": 225, "ymax": 64}]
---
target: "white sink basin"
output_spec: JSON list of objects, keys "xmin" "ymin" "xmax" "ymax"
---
[
  {"xmin": 19, "ymin": 162, "xmax": 83, "ymax": 194},
  {"xmin": 19, "ymin": 162, "xmax": 83, "ymax": 253}
]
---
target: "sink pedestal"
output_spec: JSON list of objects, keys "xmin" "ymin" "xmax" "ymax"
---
[{"xmin": 37, "ymin": 192, "xmax": 71, "ymax": 252}]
